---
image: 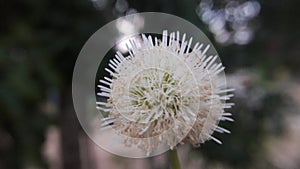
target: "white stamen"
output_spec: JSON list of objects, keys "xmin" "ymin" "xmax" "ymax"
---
[
  {"xmin": 104, "ymin": 77, "xmax": 112, "ymax": 82},
  {"xmin": 109, "ymin": 59, "xmax": 118, "ymax": 68},
  {"xmin": 105, "ymin": 68, "xmax": 115, "ymax": 76},
  {"xmin": 97, "ymin": 85, "xmax": 111, "ymax": 92},
  {"xmin": 96, "ymin": 101, "xmax": 112, "ymax": 107},
  {"xmin": 202, "ymin": 44, "xmax": 210, "ymax": 55},
  {"xmin": 97, "ymin": 92, "xmax": 111, "ymax": 98},
  {"xmin": 99, "ymin": 79, "xmax": 111, "ymax": 86},
  {"xmin": 220, "ymin": 116, "xmax": 234, "ymax": 122},
  {"xmin": 108, "ymin": 63, "xmax": 117, "ymax": 71}
]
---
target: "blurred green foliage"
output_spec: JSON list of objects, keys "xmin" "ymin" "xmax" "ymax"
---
[{"xmin": 0, "ymin": 0, "xmax": 102, "ymax": 168}]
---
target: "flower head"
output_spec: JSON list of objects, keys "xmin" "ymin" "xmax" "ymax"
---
[{"xmin": 97, "ymin": 30, "xmax": 234, "ymax": 154}]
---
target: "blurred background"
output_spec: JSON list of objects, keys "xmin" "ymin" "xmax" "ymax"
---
[{"xmin": 1, "ymin": 0, "xmax": 300, "ymax": 169}]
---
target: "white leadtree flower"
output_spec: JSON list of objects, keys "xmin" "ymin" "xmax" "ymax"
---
[{"xmin": 96, "ymin": 30, "xmax": 234, "ymax": 155}]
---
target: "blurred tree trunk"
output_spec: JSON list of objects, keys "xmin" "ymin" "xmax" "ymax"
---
[{"xmin": 60, "ymin": 89, "xmax": 81, "ymax": 169}]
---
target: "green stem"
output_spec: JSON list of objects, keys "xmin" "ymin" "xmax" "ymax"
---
[{"xmin": 169, "ymin": 149, "xmax": 181, "ymax": 169}]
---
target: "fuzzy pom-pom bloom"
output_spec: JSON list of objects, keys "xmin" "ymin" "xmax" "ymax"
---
[{"xmin": 97, "ymin": 30, "xmax": 234, "ymax": 154}]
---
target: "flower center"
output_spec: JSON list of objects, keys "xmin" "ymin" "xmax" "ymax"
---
[{"xmin": 128, "ymin": 68, "xmax": 182, "ymax": 123}]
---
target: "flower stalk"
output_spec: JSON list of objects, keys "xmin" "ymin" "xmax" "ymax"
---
[{"xmin": 170, "ymin": 149, "xmax": 181, "ymax": 169}]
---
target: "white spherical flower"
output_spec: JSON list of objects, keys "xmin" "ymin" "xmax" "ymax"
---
[{"xmin": 96, "ymin": 30, "xmax": 234, "ymax": 154}]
